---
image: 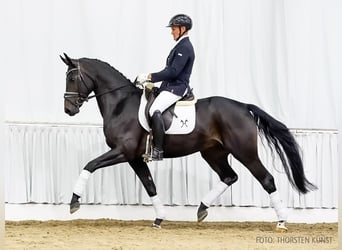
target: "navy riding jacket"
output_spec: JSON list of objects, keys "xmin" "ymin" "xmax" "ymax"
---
[{"xmin": 151, "ymin": 36, "xmax": 195, "ymax": 96}]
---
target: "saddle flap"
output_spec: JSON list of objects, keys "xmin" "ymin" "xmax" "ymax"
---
[{"xmin": 138, "ymin": 86, "xmax": 196, "ymax": 135}]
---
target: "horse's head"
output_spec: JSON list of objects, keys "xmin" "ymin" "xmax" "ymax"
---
[{"xmin": 60, "ymin": 53, "xmax": 94, "ymax": 116}]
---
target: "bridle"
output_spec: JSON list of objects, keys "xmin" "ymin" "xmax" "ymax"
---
[
  {"xmin": 64, "ymin": 64, "xmax": 91, "ymax": 108},
  {"xmin": 64, "ymin": 62, "xmax": 133, "ymax": 108}
]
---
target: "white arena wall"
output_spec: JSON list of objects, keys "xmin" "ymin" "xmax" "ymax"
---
[{"xmin": 4, "ymin": 122, "xmax": 338, "ymax": 223}]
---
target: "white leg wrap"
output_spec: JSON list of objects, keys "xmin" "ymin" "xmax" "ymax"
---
[
  {"xmin": 73, "ymin": 170, "xmax": 91, "ymax": 197},
  {"xmin": 270, "ymin": 191, "xmax": 288, "ymax": 221},
  {"xmin": 151, "ymin": 195, "xmax": 166, "ymax": 219},
  {"xmin": 202, "ymin": 181, "xmax": 229, "ymax": 207}
]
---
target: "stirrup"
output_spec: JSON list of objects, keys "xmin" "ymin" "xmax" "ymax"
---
[{"xmin": 152, "ymin": 148, "xmax": 164, "ymax": 161}]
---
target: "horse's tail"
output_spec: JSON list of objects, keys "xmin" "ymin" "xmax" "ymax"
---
[{"xmin": 246, "ymin": 104, "xmax": 317, "ymax": 194}]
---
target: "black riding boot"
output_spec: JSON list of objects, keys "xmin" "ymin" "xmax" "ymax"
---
[{"xmin": 151, "ymin": 110, "xmax": 165, "ymax": 161}]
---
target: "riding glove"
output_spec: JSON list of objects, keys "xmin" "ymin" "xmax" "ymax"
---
[{"xmin": 136, "ymin": 73, "xmax": 150, "ymax": 84}]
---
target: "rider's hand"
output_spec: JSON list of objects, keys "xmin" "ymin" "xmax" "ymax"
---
[{"xmin": 136, "ymin": 73, "xmax": 150, "ymax": 84}]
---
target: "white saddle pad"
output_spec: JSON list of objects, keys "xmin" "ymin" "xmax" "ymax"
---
[{"xmin": 138, "ymin": 89, "xmax": 196, "ymax": 135}]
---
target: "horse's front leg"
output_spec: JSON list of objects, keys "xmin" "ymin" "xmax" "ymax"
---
[
  {"xmin": 70, "ymin": 149, "xmax": 126, "ymax": 214},
  {"xmin": 129, "ymin": 158, "xmax": 166, "ymax": 228}
]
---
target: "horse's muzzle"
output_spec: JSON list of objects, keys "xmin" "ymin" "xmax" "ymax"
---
[
  {"xmin": 64, "ymin": 96, "xmax": 83, "ymax": 116},
  {"xmin": 64, "ymin": 106, "xmax": 79, "ymax": 116}
]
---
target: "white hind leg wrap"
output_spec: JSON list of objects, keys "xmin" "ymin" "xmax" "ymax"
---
[
  {"xmin": 73, "ymin": 170, "xmax": 91, "ymax": 196},
  {"xmin": 202, "ymin": 181, "xmax": 229, "ymax": 207},
  {"xmin": 151, "ymin": 195, "xmax": 166, "ymax": 219},
  {"xmin": 270, "ymin": 191, "xmax": 288, "ymax": 221}
]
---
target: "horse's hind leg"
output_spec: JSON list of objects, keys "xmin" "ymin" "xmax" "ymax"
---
[
  {"xmin": 198, "ymin": 147, "xmax": 238, "ymax": 222},
  {"xmin": 129, "ymin": 158, "xmax": 165, "ymax": 228},
  {"xmin": 235, "ymin": 152, "xmax": 288, "ymax": 232}
]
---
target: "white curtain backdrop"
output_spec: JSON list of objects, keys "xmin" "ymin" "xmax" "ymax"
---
[
  {"xmin": 4, "ymin": 124, "xmax": 338, "ymax": 209},
  {"xmin": 1, "ymin": 0, "xmax": 341, "ymax": 210},
  {"xmin": 0, "ymin": 0, "xmax": 340, "ymax": 127}
]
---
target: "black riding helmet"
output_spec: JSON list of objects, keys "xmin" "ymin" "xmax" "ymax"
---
[
  {"xmin": 167, "ymin": 14, "xmax": 192, "ymax": 31},
  {"xmin": 167, "ymin": 14, "xmax": 192, "ymax": 41}
]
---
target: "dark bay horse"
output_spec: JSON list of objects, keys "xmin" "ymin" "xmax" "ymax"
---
[{"xmin": 61, "ymin": 53, "xmax": 316, "ymax": 231}]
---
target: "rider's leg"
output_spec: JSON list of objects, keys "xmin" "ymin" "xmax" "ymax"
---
[
  {"xmin": 150, "ymin": 110, "xmax": 164, "ymax": 160},
  {"xmin": 149, "ymin": 91, "xmax": 183, "ymax": 160},
  {"xmin": 149, "ymin": 91, "xmax": 184, "ymax": 116}
]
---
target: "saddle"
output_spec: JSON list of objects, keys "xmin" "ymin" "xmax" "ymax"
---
[
  {"xmin": 144, "ymin": 83, "xmax": 195, "ymax": 130},
  {"xmin": 140, "ymin": 83, "xmax": 196, "ymax": 162}
]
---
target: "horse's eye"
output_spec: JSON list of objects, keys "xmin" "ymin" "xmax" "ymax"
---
[{"xmin": 70, "ymin": 77, "xmax": 75, "ymax": 82}]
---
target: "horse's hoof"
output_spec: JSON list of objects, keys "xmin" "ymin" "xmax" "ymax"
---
[
  {"xmin": 197, "ymin": 209, "xmax": 208, "ymax": 222},
  {"xmin": 70, "ymin": 201, "xmax": 80, "ymax": 214},
  {"xmin": 197, "ymin": 202, "xmax": 209, "ymax": 222},
  {"xmin": 275, "ymin": 221, "xmax": 288, "ymax": 232},
  {"xmin": 152, "ymin": 223, "xmax": 161, "ymax": 229},
  {"xmin": 152, "ymin": 218, "xmax": 163, "ymax": 229}
]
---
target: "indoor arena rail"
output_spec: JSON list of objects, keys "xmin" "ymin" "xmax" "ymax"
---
[{"xmin": 4, "ymin": 121, "xmax": 338, "ymax": 209}]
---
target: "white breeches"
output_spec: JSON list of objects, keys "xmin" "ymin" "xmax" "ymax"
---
[{"xmin": 149, "ymin": 90, "xmax": 185, "ymax": 117}]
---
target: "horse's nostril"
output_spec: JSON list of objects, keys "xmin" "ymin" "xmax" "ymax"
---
[{"xmin": 64, "ymin": 107, "xmax": 78, "ymax": 116}]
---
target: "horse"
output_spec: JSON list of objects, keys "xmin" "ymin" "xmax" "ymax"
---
[{"xmin": 60, "ymin": 53, "xmax": 316, "ymax": 231}]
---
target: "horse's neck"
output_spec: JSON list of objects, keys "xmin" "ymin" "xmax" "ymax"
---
[
  {"xmin": 84, "ymin": 61, "xmax": 138, "ymax": 121},
  {"xmin": 94, "ymin": 80, "xmax": 139, "ymax": 122}
]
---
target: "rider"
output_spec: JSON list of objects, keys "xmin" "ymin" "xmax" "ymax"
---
[{"xmin": 136, "ymin": 14, "xmax": 195, "ymax": 161}]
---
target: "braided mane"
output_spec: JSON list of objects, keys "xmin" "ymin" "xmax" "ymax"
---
[{"xmin": 80, "ymin": 58, "xmax": 133, "ymax": 84}]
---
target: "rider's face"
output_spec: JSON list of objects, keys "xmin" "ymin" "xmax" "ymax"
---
[{"xmin": 171, "ymin": 26, "xmax": 186, "ymax": 41}]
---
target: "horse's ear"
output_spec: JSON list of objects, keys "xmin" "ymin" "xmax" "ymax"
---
[
  {"xmin": 60, "ymin": 54, "xmax": 69, "ymax": 65},
  {"xmin": 60, "ymin": 53, "xmax": 75, "ymax": 66}
]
